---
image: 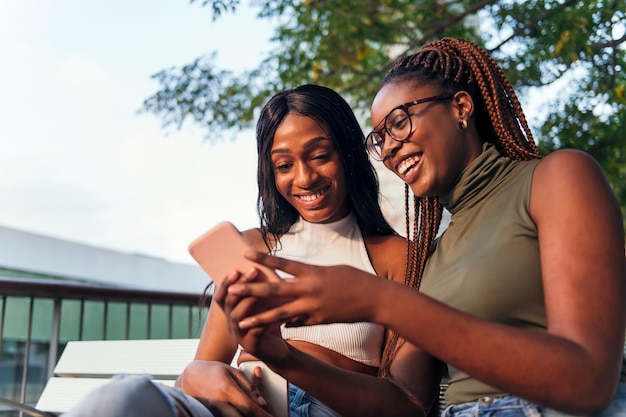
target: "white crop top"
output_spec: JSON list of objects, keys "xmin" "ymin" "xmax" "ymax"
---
[{"xmin": 275, "ymin": 213, "xmax": 385, "ymax": 367}]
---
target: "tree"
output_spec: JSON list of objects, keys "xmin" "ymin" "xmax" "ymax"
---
[{"xmin": 141, "ymin": 0, "xmax": 626, "ymax": 224}]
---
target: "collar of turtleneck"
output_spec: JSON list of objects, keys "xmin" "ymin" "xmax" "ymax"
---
[{"xmin": 438, "ymin": 142, "xmax": 511, "ymax": 215}]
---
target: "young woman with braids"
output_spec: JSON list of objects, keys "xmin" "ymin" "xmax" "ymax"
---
[
  {"xmin": 218, "ymin": 38, "xmax": 626, "ymax": 416},
  {"xmin": 62, "ymin": 84, "xmax": 431, "ymax": 417}
]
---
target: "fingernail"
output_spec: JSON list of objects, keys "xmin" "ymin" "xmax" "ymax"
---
[
  {"xmin": 238, "ymin": 318, "xmax": 252, "ymax": 329},
  {"xmin": 227, "ymin": 284, "xmax": 242, "ymax": 294},
  {"xmin": 224, "ymin": 271, "xmax": 238, "ymax": 284}
]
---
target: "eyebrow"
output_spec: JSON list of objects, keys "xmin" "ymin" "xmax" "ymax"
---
[
  {"xmin": 370, "ymin": 111, "xmax": 391, "ymax": 132},
  {"xmin": 270, "ymin": 136, "xmax": 332, "ymax": 155},
  {"xmin": 370, "ymin": 119, "xmax": 385, "ymax": 132}
]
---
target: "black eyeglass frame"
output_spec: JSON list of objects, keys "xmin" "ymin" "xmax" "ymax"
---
[{"xmin": 365, "ymin": 93, "xmax": 456, "ymax": 161}]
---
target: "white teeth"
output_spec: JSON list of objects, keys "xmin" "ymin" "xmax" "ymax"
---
[
  {"xmin": 299, "ymin": 190, "xmax": 324, "ymax": 202},
  {"xmin": 398, "ymin": 156, "xmax": 421, "ymax": 175}
]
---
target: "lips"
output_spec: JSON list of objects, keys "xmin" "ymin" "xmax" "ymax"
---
[
  {"xmin": 294, "ymin": 186, "xmax": 330, "ymax": 205},
  {"xmin": 397, "ymin": 155, "xmax": 421, "ymax": 176}
]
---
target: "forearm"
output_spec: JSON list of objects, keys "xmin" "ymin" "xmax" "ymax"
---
[
  {"xmin": 270, "ymin": 344, "xmax": 426, "ymax": 417},
  {"xmin": 233, "ymin": 252, "xmax": 623, "ymax": 413},
  {"xmin": 374, "ymin": 282, "xmax": 621, "ymax": 414},
  {"xmin": 176, "ymin": 360, "xmax": 222, "ymax": 397}
]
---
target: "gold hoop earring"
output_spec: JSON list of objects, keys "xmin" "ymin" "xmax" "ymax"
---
[{"xmin": 459, "ymin": 119, "xmax": 468, "ymax": 130}]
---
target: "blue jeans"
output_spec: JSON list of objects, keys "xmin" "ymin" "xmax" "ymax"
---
[
  {"xmin": 62, "ymin": 374, "xmax": 340, "ymax": 417},
  {"xmin": 442, "ymin": 396, "xmax": 542, "ymax": 417},
  {"xmin": 62, "ymin": 374, "xmax": 213, "ymax": 417},
  {"xmin": 289, "ymin": 383, "xmax": 341, "ymax": 417},
  {"xmin": 442, "ymin": 383, "xmax": 626, "ymax": 417}
]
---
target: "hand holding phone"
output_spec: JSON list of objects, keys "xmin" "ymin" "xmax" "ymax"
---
[
  {"xmin": 188, "ymin": 221, "xmax": 281, "ymax": 285},
  {"xmin": 239, "ymin": 361, "xmax": 290, "ymax": 417},
  {"xmin": 189, "ymin": 222, "xmax": 291, "ymax": 410}
]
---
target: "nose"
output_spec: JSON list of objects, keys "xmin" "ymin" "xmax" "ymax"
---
[
  {"xmin": 380, "ymin": 133, "xmax": 403, "ymax": 160},
  {"xmin": 293, "ymin": 162, "xmax": 318, "ymax": 187}
]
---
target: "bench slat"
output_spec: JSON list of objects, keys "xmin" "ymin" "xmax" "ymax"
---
[
  {"xmin": 54, "ymin": 339, "xmax": 199, "ymax": 377},
  {"xmin": 35, "ymin": 338, "xmax": 200, "ymax": 414},
  {"xmin": 35, "ymin": 377, "xmax": 175, "ymax": 413}
]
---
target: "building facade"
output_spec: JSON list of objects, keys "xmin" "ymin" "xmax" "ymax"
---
[{"xmin": 0, "ymin": 225, "xmax": 210, "ymax": 414}]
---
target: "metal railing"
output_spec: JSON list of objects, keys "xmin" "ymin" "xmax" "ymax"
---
[{"xmin": 0, "ymin": 277, "xmax": 207, "ymax": 415}]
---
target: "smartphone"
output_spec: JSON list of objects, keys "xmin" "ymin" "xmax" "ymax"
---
[
  {"xmin": 188, "ymin": 221, "xmax": 281, "ymax": 285},
  {"xmin": 239, "ymin": 361, "xmax": 290, "ymax": 417}
]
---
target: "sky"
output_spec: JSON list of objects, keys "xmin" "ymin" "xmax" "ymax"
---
[{"xmin": 0, "ymin": 0, "xmax": 409, "ymax": 265}]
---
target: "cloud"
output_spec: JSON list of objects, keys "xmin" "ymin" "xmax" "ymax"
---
[
  {"xmin": 52, "ymin": 55, "xmax": 112, "ymax": 89},
  {"xmin": 0, "ymin": 180, "xmax": 113, "ymax": 241},
  {"xmin": 96, "ymin": 128, "xmax": 261, "ymax": 262},
  {"xmin": 0, "ymin": 3, "xmax": 9, "ymax": 28}
]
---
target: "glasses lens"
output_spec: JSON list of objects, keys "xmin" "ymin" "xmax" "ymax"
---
[
  {"xmin": 365, "ymin": 132, "xmax": 384, "ymax": 161},
  {"xmin": 386, "ymin": 108, "xmax": 412, "ymax": 141}
]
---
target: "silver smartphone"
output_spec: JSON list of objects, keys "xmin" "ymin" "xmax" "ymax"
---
[{"xmin": 239, "ymin": 361, "xmax": 290, "ymax": 417}]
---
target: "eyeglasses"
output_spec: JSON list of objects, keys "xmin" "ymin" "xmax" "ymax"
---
[{"xmin": 365, "ymin": 94, "xmax": 455, "ymax": 161}]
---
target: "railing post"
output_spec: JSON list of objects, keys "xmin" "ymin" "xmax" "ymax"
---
[
  {"xmin": 188, "ymin": 306, "xmax": 193, "ymax": 338},
  {"xmin": 19, "ymin": 297, "xmax": 35, "ymax": 416},
  {"xmin": 125, "ymin": 302, "xmax": 131, "ymax": 340},
  {"xmin": 0, "ymin": 295, "xmax": 5, "ymax": 361},
  {"xmin": 47, "ymin": 298, "xmax": 61, "ymax": 380},
  {"xmin": 168, "ymin": 304, "xmax": 173, "ymax": 339},
  {"xmin": 147, "ymin": 302, "xmax": 152, "ymax": 339},
  {"xmin": 78, "ymin": 299, "xmax": 85, "ymax": 341},
  {"xmin": 102, "ymin": 301, "xmax": 109, "ymax": 340}
]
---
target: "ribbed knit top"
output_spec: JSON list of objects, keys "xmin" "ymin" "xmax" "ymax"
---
[{"xmin": 277, "ymin": 213, "xmax": 385, "ymax": 367}]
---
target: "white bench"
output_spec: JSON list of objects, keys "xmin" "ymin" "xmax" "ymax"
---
[
  {"xmin": 1, "ymin": 338, "xmax": 448, "ymax": 416},
  {"xmin": 35, "ymin": 338, "xmax": 200, "ymax": 415}
]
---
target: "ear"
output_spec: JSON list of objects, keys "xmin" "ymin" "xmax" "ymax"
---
[{"xmin": 452, "ymin": 90, "xmax": 474, "ymax": 121}]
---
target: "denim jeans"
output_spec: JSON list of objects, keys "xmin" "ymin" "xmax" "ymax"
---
[
  {"xmin": 442, "ymin": 395, "xmax": 542, "ymax": 417},
  {"xmin": 289, "ymin": 383, "xmax": 342, "ymax": 417},
  {"xmin": 62, "ymin": 374, "xmax": 341, "ymax": 417},
  {"xmin": 442, "ymin": 383, "xmax": 626, "ymax": 417},
  {"xmin": 62, "ymin": 374, "xmax": 214, "ymax": 417}
]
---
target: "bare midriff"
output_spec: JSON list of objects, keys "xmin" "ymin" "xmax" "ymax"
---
[{"xmin": 237, "ymin": 340, "xmax": 379, "ymax": 377}]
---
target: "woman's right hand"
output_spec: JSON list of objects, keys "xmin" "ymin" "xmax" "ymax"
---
[
  {"xmin": 214, "ymin": 269, "xmax": 292, "ymax": 365},
  {"xmin": 227, "ymin": 251, "xmax": 390, "ymax": 330},
  {"xmin": 177, "ymin": 360, "xmax": 274, "ymax": 417}
]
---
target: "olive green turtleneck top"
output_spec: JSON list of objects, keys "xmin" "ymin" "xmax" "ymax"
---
[{"xmin": 420, "ymin": 142, "xmax": 625, "ymax": 406}]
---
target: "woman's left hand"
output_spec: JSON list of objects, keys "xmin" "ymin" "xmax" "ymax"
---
[{"xmin": 214, "ymin": 269, "xmax": 291, "ymax": 364}]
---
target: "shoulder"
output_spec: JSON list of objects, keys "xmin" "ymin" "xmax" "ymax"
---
[
  {"xmin": 534, "ymin": 148, "xmax": 603, "ymax": 179},
  {"xmin": 532, "ymin": 149, "xmax": 611, "ymax": 201},
  {"xmin": 241, "ymin": 228, "xmax": 270, "ymax": 252},
  {"xmin": 363, "ymin": 232, "xmax": 409, "ymax": 283},
  {"xmin": 530, "ymin": 149, "xmax": 620, "ymax": 228},
  {"xmin": 364, "ymin": 233, "xmax": 407, "ymax": 251}
]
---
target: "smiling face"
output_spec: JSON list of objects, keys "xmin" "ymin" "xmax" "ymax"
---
[
  {"xmin": 370, "ymin": 81, "xmax": 482, "ymax": 197},
  {"xmin": 270, "ymin": 113, "xmax": 351, "ymax": 224}
]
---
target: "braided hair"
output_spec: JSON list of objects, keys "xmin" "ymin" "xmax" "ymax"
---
[{"xmin": 378, "ymin": 38, "xmax": 541, "ymax": 377}]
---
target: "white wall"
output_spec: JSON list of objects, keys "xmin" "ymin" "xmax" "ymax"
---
[{"xmin": 0, "ymin": 225, "xmax": 210, "ymax": 293}]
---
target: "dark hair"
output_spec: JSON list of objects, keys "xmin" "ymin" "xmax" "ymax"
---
[
  {"xmin": 199, "ymin": 85, "xmax": 401, "ymax": 321},
  {"xmin": 378, "ymin": 38, "xmax": 542, "ymax": 377},
  {"xmin": 255, "ymin": 84, "xmax": 396, "ymax": 248}
]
